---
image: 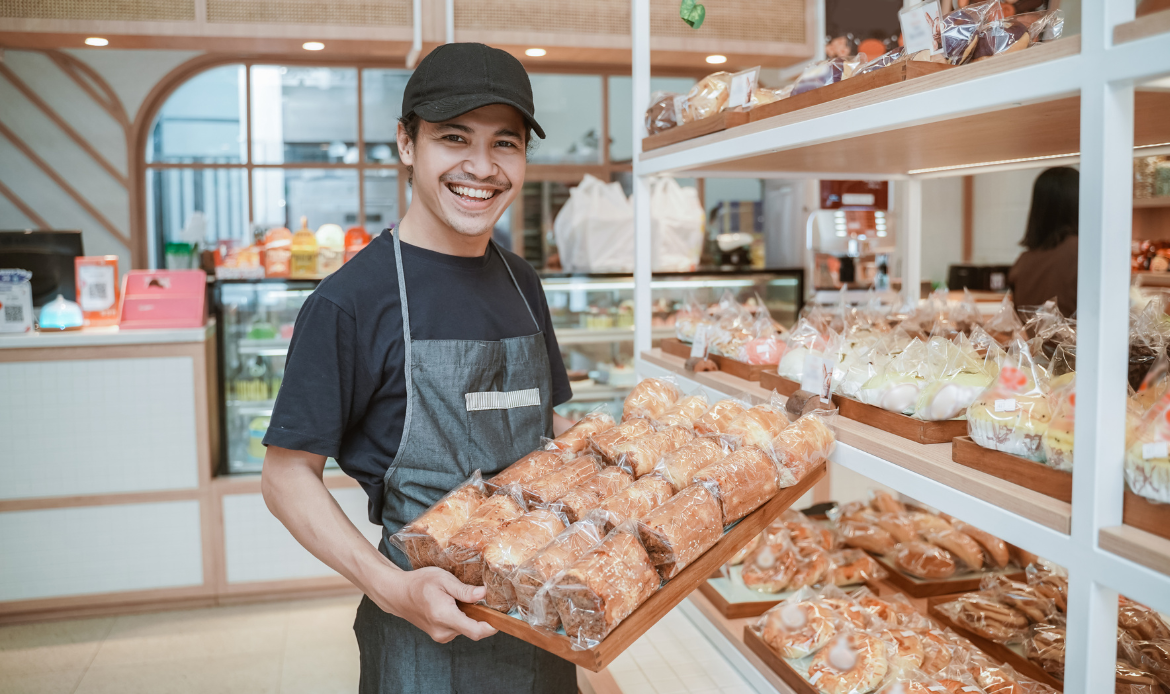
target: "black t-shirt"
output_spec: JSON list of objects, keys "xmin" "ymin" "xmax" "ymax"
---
[{"xmin": 263, "ymin": 232, "xmax": 572, "ymax": 523}]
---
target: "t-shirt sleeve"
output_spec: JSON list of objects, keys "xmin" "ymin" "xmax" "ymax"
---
[
  {"xmin": 263, "ymin": 294, "xmax": 366, "ymax": 458},
  {"xmin": 537, "ymin": 284, "xmax": 573, "ymax": 407}
]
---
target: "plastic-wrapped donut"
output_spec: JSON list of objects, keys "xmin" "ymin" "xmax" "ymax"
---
[
  {"xmin": 759, "ymin": 600, "xmax": 839, "ymax": 659},
  {"xmin": 807, "ymin": 632, "xmax": 889, "ymax": 694}
]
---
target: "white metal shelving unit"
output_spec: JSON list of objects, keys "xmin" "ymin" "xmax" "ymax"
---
[{"xmin": 628, "ymin": 2, "xmax": 1170, "ymax": 691}]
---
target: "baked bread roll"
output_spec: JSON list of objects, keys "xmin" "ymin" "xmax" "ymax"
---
[
  {"xmin": 820, "ymin": 598, "xmax": 870, "ymax": 630},
  {"xmin": 1024, "ymin": 623, "xmax": 1065, "ymax": 679},
  {"xmin": 521, "ymin": 456, "xmax": 601, "ymax": 505},
  {"xmin": 513, "ymin": 520, "xmax": 603, "ymax": 629},
  {"xmin": 895, "ymin": 541, "xmax": 957, "ymax": 579},
  {"xmin": 742, "ymin": 541, "xmax": 799, "ymax": 593},
  {"xmin": 487, "ymin": 449, "xmax": 568, "ymax": 491},
  {"xmin": 984, "ymin": 576, "xmax": 1055, "ymax": 623},
  {"xmin": 728, "ymin": 533, "xmax": 762, "ymax": 566},
  {"xmin": 590, "ymin": 475, "xmax": 675, "ymax": 534},
  {"xmin": 657, "ymin": 437, "xmax": 727, "ymax": 492},
  {"xmin": 786, "ymin": 520, "xmax": 835, "ymax": 550},
  {"xmin": 655, "ymin": 395, "xmax": 709, "ymax": 428},
  {"xmin": 871, "ymin": 489, "xmax": 906, "ymax": 515},
  {"xmin": 590, "ymin": 418, "xmax": 655, "ymax": 464},
  {"xmin": 1029, "ymin": 567, "xmax": 1068, "ymax": 612},
  {"xmin": 829, "ymin": 549, "xmax": 885, "ymax": 586},
  {"xmin": 556, "ymin": 467, "xmax": 633, "ymax": 523},
  {"xmin": 622, "ymin": 378, "xmax": 681, "ymax": 422},
  {"xmin": 682, "ymin": 72, "xmax": 732, "ymax": 123},
  {"xmin": 724, "ymin": 404, "xmax": 789, "ymax": 450},
  {"xmin": 550, "ymin": 411, "xmax": 615, "ymax": 455},
  {"xmin": 1010, "ymin": 543, "xmax": 1040, "ymax": 570},
  {"xmin": 919, "ymin": 629, "xmax": 953, "ymax": 676},
  {"xmin": 923, "ymin": 527, "xmax": 984, "ymax": 571},
  {"xmin": 879, "ymin": 628, "xmax": 925, "ymax": 669},
  {"xmin": 951, "ymin": 519, "xmax": 1010, "ymax": 568},
  {"xmin": 807, "ymin": 632, "xmax": 890, "ymax": 694},
  {"xmin": 908, "ymin": 511, "xmax": 953, "ymax": 536},
  {"xmin": 611, "ymin": 425, "xmax": 695, "ymax": 478},
  {"xmin": 692, "ymin": 447, "xmax": 781, "ymax": 525},
  {"xmin": 445, "ymin": 492, "xmax": 527, "ymax": 584},
  {"xmin": 856, "ymin": 593, "xmax": 918, "ymax": 627},
  {"xmin": 771, "ymin": 413, "xmax": 834, "ymax": 483},
  {"xmin": 875, "ymin": 513, "xmax": 918, "ymax": 544},
  {"xmin": 760, "ymin": 601, "xmax": 838, "ymax": 658},
  {"xmin": 551, "ymin": 523, "xmax": 661, "ymax": 647},
  {"xmin": 481, "ymin": 508, "xmax": 566, "ymax": 611},
  {"xmin": 391, "ymin": 480, "xmax": 486, "ymax": 569},
  {"xmin": 694, "ymin": 400, "xmax": 748, "ymax": 435},
  {"xmin": 636, "ymin": 485, "xmax": 723, "ymax": 580},
  {"xmin": 949, "ymin": 592, "xmax": 1030, "ymax": 643},
  {"xmin": 1119, "ymin": 598, "xmax": 1170, "ymax": 641},
  {"xmin": 839, "ymin": 520, "xmax": 897, "ymax": 554},
  {"xmin": 786, "ymin": 545, "xmax": 830, "ymax": 591},
  {"xmin": 1116, "ymin": 658, "xmax": 1162, "ymax": 694}
]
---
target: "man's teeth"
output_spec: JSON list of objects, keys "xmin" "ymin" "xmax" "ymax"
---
[{"xmin": 450, "ymin": 185, "xmax": 495, "ymax": 200}]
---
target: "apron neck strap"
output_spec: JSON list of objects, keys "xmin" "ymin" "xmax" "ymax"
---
[{"xmin": 490, "ymin": 238, "xmax": 540, "ymax": 333}]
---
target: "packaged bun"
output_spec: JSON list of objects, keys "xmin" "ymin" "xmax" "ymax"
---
[
  {"xmin": 839, "ymin": 521, "xmax": 897, "ymax": 554},
  {"xmin": 770, "ymin": 413, "xmax": 835, "ymax": 484},
  {"xmin": 692, "ymin": 447, "xmax": 782, "ymax": 525},
  {"xmin": 1125, "ymin": 390, "xmax": 1170, "ymax": 504},
  {"xmin": 656, "ymin": 437, "xmax": 728, "ymax": 492},
  {"xmin": 655, "ymin": 394, "xmax": 709, "ymax": 428},
  {"xmin": 894, "ymin": 541, "xmax": 957, "ymax": 579},
  {"xmin": 481, "ymin": 508, "xmax": 566, "ymax": 611},
  {"xmin": 444, "ymin": 489, "xmax": 527, "ymax": 584},
  {"xmin": 556, "ymin": 467, "xmax": 634, "ymax": 523},
  {"xmin": 487, "ymin": 449, "xmax": 568, "ymax": 491},
  {"xmin": 966, "ymin": 342, "xmax": 1051, "ymax": 462},
  {"xmin": 871, "ymin": 489, "xmax": 906, "ymax": 515},
  {"xmin": 806, "ymin": 631, "xmax": 890, "ymax": 693},
  {"xmin": 694, "ymin": 399, "xmax": 749, "ymax": 435},
  {"xmin": 951, "ymin": 519, "xmax": 1010, "ymax": 568},
  {"xmin": 550, "ymin": 521, "xmax": 661, "ymax": 649},
  {"xmin": 590, "ymin": 418, "xmax": 655, "ymax": 464},
  {"xmin": 521, "ymin": 455, "xmax": 602, "ymax": 505},
  {"xmin": 724, "ymin": 404, "xmax": 789, "ymax": 449},
  {"xmin": 636, "ymin": 485, "xmax": 723, "ymax": 580},
  {"xmin": 758, "ymin": 593, "xmax": 839, "ymax": 659},
  {"xmin": 612, "ymin": 425, "xmax": 695, "ymax": 477},
  {"xmin": 829, "ymin": 549, "xmax": 886, "ymax": 586},
  {"xmin": 645, "ymin": 91, "xmax": 682, "ymax": 134},
  {"xmin": 550, "ymin": 411, "xmax": 615, "ymax": 455},
  {"xmin": 742, "ymin": 536, "xmax": 800, "ymax": 592},
  {"xmin": 922, "ymin": 527, "xmax": 985, "ymax": 571},
  {"xmin": 682, "ymin": 72, "xmax": 732, "ymax": 123},
  {"xmin": 513, "ymin": 520, "xmax": 603, "ymax": 629},
  {"xmin": 590, "ymin": 475, "xmax": 675, "ymax": 534},
  {"xmin": 1023, "ymin": 623, "xmax": 1066, "ymax": 679},
  {"xmin": 622, "ymin": 378, "xmax": 681, "ymax": 422},
  {"xmin": 938, "ymin": 592, "xmax": 1030, "ymax": 643},
  {"xmin": 874, "ymin": 513, "xmax": 918, "ymax": 544},
  {"xmin": 390, "ymin": 472, "xmax": 487, "ymax": 569}
]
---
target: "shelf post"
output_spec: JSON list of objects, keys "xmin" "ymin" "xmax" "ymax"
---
[
  {"xmin": 632, "ymin": 0, "xmax": 652, "ymax": 358},
  {"xmin": 903, "ymin": 179, "xmax": 922, "ymax": 303}
]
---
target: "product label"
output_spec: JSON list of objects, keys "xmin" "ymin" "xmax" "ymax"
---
[
  {"xmin": 994, "ymin": 398, "xmax": 1018, "ymax": 412},
  {"xmin": 673, "ymin": 95, "xmax": 687, "ymax": 124},
  {"xmin": 808, "ymin": 670, "xmax": 823, "ymax": 685},
  {"xmin": 801, "ymin": 352, "xmax": 832, "ymax": 402},
  {"xmin": 727, "ymin": 67, "xmax": 760, "ymax": 109},
  {"xmin": 1142, "ymin": 441, "xmax": 1168, "ymax": 460},
  {"xmin": 0, "ymin": 278, "xmax": 33, "ymax": 333},
  {"xmin": 77, "ymin": 263, "xmax": 116, "ymax": 312},
  {"xmin": 899, "ymin": 0, "xmax": 942, "ymax": 55},
  {"xmin": 690, "ymin": 324, "xmax": 710, "ymax": 359}
]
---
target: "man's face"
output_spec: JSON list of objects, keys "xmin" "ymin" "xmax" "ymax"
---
[{"xmin": 398, "ymin": 104, "xmax": 527, "ymax": 238}]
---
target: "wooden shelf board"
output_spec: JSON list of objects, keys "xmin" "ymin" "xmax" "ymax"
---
[
  {"xmin": 1100, "ymin": 524, "xmax": 1170, "ymax": 578},
  {"xmin": 1115, "ymin": 7, "xmax": 1170, "ymax": 44},
  {"xmin": 1134, "ymin": 197, "xmax": 1170, "ymax": 208}
]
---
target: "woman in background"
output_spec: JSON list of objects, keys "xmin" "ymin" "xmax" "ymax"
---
[{"xmin": 1008, "ymin": 167, "xmax": 1080, "ymax": 316}]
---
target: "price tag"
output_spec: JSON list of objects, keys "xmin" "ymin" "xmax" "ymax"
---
[
  {"xmin": 1142, "ymin": 441, "xmax": 1168, "ymax": 460},
  {"xmin": 727, "ymin": 67, "xmax": 760, "ymax": 109},
  {"xmin": 690, "ymin": 325, "xmax": 710, "ymax": 359},
  {"xmin": 808, "ymin": 670, "xmax": 823, "ymax": 685},
  {"xmin": 994, "ymin": 398, "xmax": 1018, "ymax": 412},
  {"xmin": 899, "ymin": 0, "xmax": 942, "ymax": 55}
]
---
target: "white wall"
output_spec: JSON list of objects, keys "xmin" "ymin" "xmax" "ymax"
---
[{"xmin": 920, "ymin": 176, "xmax": 965, "ymax": 285}]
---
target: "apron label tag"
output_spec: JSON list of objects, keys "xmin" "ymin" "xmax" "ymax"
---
[{"xmin": 465, "ymin": 388, "xmax": 542, "ymax": 412}]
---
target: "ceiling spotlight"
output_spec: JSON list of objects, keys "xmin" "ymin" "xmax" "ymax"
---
[
  {"xmin": 525, "ymin": 48, "xmax": 547, "ymax": 57},
  {"xmin": 706, "ymin": 54, "xmax": 727, "ymax": 64},
  {"xmin": 302, "ymin": 41, "xmax": 325, "ymax": 51},
  {"xmin": 84, "ymin": 37, "xmax": 108, "ymax": 47}
]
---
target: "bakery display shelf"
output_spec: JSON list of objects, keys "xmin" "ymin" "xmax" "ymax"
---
[
  {"xmin": 659, "ymin": 337, "xmax": 767, "ymax": 381},
  {"xmin": 641, "ymin": 110, "xmax": 749, "ymax": 152},
  {"xmin": 554, "ymin": 326, "xmax": 674, "ymax": 346},
  {"xmin": 870, "ymin": 552, "xmax": 1027, "ymax": 599},
  {"xmin": 698, "ymin": 564, "xmax": 885, "ymax": 619},
  {"xmin": 1123, "ymin": 488, "xmax": 1170, "ymax": 542},
  {"xmin": 927, "ymin": 596, "xmax": 1064, "ymax": 690},
  {"xmin": 457, "ymin": 462, "xmax": 827, "ymax": 672},
  {"xmin": 951, "ymin": 436, "xmax": 1072, "ymax": 504}
]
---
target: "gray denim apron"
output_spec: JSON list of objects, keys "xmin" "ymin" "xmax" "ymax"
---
[{"xmin": 354, "ymin": 229, "xmax": 576, "ymax": 694}]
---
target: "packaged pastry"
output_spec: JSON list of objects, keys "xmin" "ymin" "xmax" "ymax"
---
[
  {"xmin": 859, "ymin": 337, "xmax": 930, "ymax": 415},
  {"xmin": 770, "ymin": 413, "xmax": 835, "ymax": 485},
  {"xmin": 871, "ymin": 489, "xmax": 906, "ymax": 515},
  {"xmin": 938, "ymin": 592, "xmax": 1030, "ymax": 643},
  {"xmin": 693, "ymin": 399, "xmax": 749, "ymax": 435},
  {"xmin": 1124, "ymin": 390, "xmax": 1170, "ymax": 504},
  {"xmin": 757, "ymin": 591, "xmax": 841, "ymax": 658},
  {"xmin": 612, "ymin": 425, "xmax": 695, "ymax": 477},
  {"xmin": 981, "ymin": 575, "xmax": 1055, "ymax": 624},
  {"xmin": 728, "ymin": 533, "xmax": 762, "ymax": 566},
  {"xmin": 839, "ymin": 520, "xmax": 897, "ymax": 554},
  {"xmin": 874, "ymin": 513, "xmax": 918, "ymax": 544},
  {"xmin": 556, "ymin": 467, "xmax": 634, "ymax": 523},
  {"xmin": 1026, "ymin": 563, "xmax": 1068, "ymax": 613},
  {"xmin": 622, "ymin": 377, "xmax": 681, "ymax": 422},
  {"xmin": 829, "ymin": 549, "xmax": 886, "ymax": 586},
  {"xmin": 852, "ymin": 589, "xmax": 920, "ymax": 628},
  {"xmin": 1023, "ymin": 622, "xmax": 1065, "ymax": 679},
  {"xmin": 940, "ymin": 0, "xmax": 1003, "ymax": 65},
  {"xmin": 1118, "ymin": 598, "xmax": 1170, "ymax": 642},
  {"xmin": 951, "ymin": 519, "xmax": 1010, "ymax": 568},
  {"xmin": 913, "ymin": 334, "xmax": 995, "ymax": 421},
  {"xmin": 1040, "ymin": 374, "xmax": 1075, "ymax": 472},
  {"xmin": 807, "ymin": 631, "xmax": 890, "ymax": 693},
  {"xmin": 1115, "ymin": 658, "xmax": 1163, "ymax": 694},
  {"xmin": 589, "ymin": 474, "xmax": 675, "ymax": 534},
  {"xmin": 791, "ymin": 57, "xmax": 854, "ymax": 97},
  {"xmin": 645, "ymin": 90, "xmax": 683, "ymax": 134},
  {"xmin": 786, "ymin": 544, "xmax": 831, "ymax": 591},
  {"xmin": 894, "ymin": 541, "xmax": 957, "ymax": 579},
  {"xmin": 970, "ymin": 15, "xmax": 1032, "ymax": 62},
  {"xmin": 857, "ymin": 47, "xmax": 906, "ymax": 76},
  {"xmin": 741, "ymin": 534, "xmax": 800, "ymax": 592},
  {"xmin": 654, "ymin": 394, "xmax": 710, "ymax": 428},
  {"xmin": 514, "ymin": 519, "xmax": 603, "ymax": 628},
  {"xmin": 549, "ymin": 411, "xmax": 616, "ymax": 455},
  {"xmin": 486, "ymin": 448, "xmax": 569, "ymax": 491},
  {"xmin": 390, "ymin": 472, "xmax": 487, "ymax": 569},
  {"xmin": 682, "ymin": 72, "xmax": 732, "ymax": 123},
  {"xmin": 906, "ymin": 510, "xmax": 952, "ymax": 536},
  {"xmin": 692, "ymin": 447, "xmax": 782, "ymax": 525},
  {"xmin": 1121, "ymin": 638, "xmax": 1170, "ymax": 692},
  {"xmin": 521, "ymin": 455, "xmax": 602, "ymax": 505},
  {"xmin": 724, "ymin": 403, "xmax": 790, "ymax": 450},
  {"xmin": 918, "ymin": 628, "xmax": 954, "ymax": 676},
  {"xmin": 655, "ymin": 436, "xmax": 729, "ymax": 492},
  {"xmin": 481, "ymin": 508, "xmax": 566, "ymax": 612},
  {"xmin": 922, "ymin": 527, "xmax": 984, "ymax": 571},
  {"xmin": 590, "ymin": 417, "xmax": 655, "ymax": 464},
  {"xmin": 444, "ymin": 488, "xmax": 527, "ymax": 584},
  {"xmin": 636, "ymin": 484, "xmax": 723, "ymax": 580},
  {"xmin": 966, "ymin": 341, "xmax": 1051, "ymax": 462},
  {"xmin": 550, "ymin": 521, "xmax": 661, "ymax": 649},
  {"xmin": 878, "ymin": 628, "xmax": 926, "ymax": 669}
]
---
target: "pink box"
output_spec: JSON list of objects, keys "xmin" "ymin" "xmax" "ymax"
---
[{"xmin": 118, "ymin": 270, "xmax": 207, "ymax": 329}]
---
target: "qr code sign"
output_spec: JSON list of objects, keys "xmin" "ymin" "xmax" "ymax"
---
[
  {"xmin": 87, "ymin": 282, "xmax": 109, "ymax": 301},
  {"xmin": 4, "ymin": 304, "xmax": 23, "ymax": 324}
]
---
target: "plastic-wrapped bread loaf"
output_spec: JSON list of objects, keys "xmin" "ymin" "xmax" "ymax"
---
[
  {"xmin": 590, "ymin": 475, "xmax": 675, "ymax": 534},
  {"xmin": 444, "ymin": 491, "xmax": 527, "ymax": 584},
  {"xmin": 481, "ymin": 508, "xmax": 567, "ymax": 612},
  {"xmin": 636, "ymin": 485, "xmax": 723, "ymax": 580},
  {"xmin": 770, "ymin": 414, "xmax": 835, "ymax": 485},
  {"xmin": 694, "ymin": 400, "xmax": 749, "ymax": 435},
  {"xmin": 521, "ymin": 456, "xmax": 602, "ymax": 505},
  {"xmin": 656, "ymin": 437, "xmax": 728, "ymax": 492},
  {"xmin": 513, "ymin": 520, "xmax": 604, "ymax": 629},
  {"xmin": 622, "ymin": 378, "xmax": 681, "ymax": 422},
  {"xmin": 550, "ymin": 522, "xmax": 661, "ymax": 649},
  {"xmin": 486, "ymin": 449, "xmax": 570, "ymax": 492},
  {"xmin": 692, "ymin": 447, "xmax": 781, "ymax": 525},
  {"xmin": 724, "ymin": 404, "xmax": 790, "ymax": 449},
  {"xmin": 557, "ymin": 468, "xmax": 634, "ymax": 523},
  {"xmin": 549, "ymin": 411, "xmax": 616, "ymax": 455},
  {"xmin": 655, "ymin": 395, "xmax": 709, "ymax": 428},
  {"xmin": 390, "ymin": 474, "xmax": 487, "ymax": 569},
  {"xmin": 590, "ymin": 418, "xmax": 655, "ymax": 464},
  {"xmin": 612, "ymin": 425, "xmax": 695, "ymax": 477}
]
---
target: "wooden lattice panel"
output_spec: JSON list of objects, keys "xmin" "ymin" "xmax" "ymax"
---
[
  {"xmin": 0, "ymin": 0, "xmax": 195, "ymax": 21},
  {"xmin": 206, "ymin": 0, "xmax": 412, "ymax": 26}
]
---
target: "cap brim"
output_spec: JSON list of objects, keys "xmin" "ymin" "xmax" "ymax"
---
[{"xmin": 412, "ymin": 93, "xmax": 546, "ymax": 139}]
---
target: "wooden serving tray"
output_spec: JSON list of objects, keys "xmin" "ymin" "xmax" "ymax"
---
[
  {"xmin": 742, "ymin": 627, "xmax": 820, "ymax": 694},
  {"xmin": 1123, "ymin": 487, "xmax": 1170, "ymax": 542},
  {"xmin": 871, "ymin": 553, "xmax": 1026, "ymax": 598},
  {"xmin": 836, "ymin": 397, "xmax": 967, "ymax": 445},
  {"xmin": 748, "ymin": 61, "xmax": 954, "ymax": 123},
  {"xmin": 458, "ymin": 462, "xmax": 827, "ymax": 671},
  {"xmin": 952, "ymin": 436, "xmax": 1072, "ymax": 503},
  {"xmin": 642, "ymin": 110, "xmax": 750, "ymax": 151},
  {"xmin": 659, "ymin": 337, "xmax": 766, "ymax": 381},
  {"xmin": 927, "ymin": 597, "xmax": 1064, "ymax": 690},
  {"xmin": 759, "ymin": 370, "xmax": 801, "ymax": 397}
]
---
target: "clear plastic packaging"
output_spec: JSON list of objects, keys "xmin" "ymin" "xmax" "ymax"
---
[
  {"xmin": 654, "ymin": 393, "xmax": 710, "ymax": 428},
  {"xmin": 1115, "ymin": 657, "xmax": 1163, "ymax": 694},
  {"xmin": 514, "ymin": 519, "xmax": 603, "ymax": 629},
  {"xmin": 980, "ymin": 575, "xmax": 1056, "ymax": 624},
  {"xmin": 857, "ymin": 47, "xmax": 907, "ymax": 76},
  {"xmin": 874, "ymin": 513, "xmax": 918, "ymax": 545},
  {"xmin": 1023, "ymin": 622, "xmax": 1065, "ymax": 680},
  {"xmin": 555, "ymin": 467, "xmax": 634, "ymax": 523},
  {"xmin": 786, "ymin": 544, "xmax": 831, "ymax": 591},
  {"xmin": 940, "ymin": 0, "xmax": 1004, "ymax": 65},
  {"xmin": 936, "ymin": 592, "xmax": 1030, "ymax": 644},
  {"xmin": 778, "ymin": 318, "xmax": 832, "ymax": 381},
  {"xmin": 636, "ymin": 484, "xmax": 724, "ymax": 580},
  {"xmin": 549, "ymin": 520, "xmax": 661, "ymax": 649},
  {"xmin": 741, "ymin": 531, "xmax": 801, "ymax": 592},
  {"xmin": 1118, "ymin": 597, "xmax": 1170, "ymax": 642},
  {"xmin": 654, "ymin": 436, "xmax": 731, "ymax": 493},
  {"xmin": 770, "ymin": 413, "xmax": 836, "ymax": 486},
  {"xmin": 443, "ymin": 485, "xmax": 528, "ymax": 584},
  {"xmin": 1121, "ymin": 637, "xmax": 1170, "ymax": 692},
  {"xmin": 921, "ymin": 527, "xmax": 984, "ymax": 571},
  {"xmin": 966, "ymin": 340, "xmax": 1051, "ymax": 462},
  {"xmin": 692, "ymin": 446, "xmax": 783, "ymax": 525},
  {"xmin": 588, "ymin": 474, "xmax": 675, "ymax": 534},
  {"xmin": 859, "ymin": 337, "xmax": 930, "ymax": 415},
  {"xmin": 1124, "ymin": 389, "xmax": 1170, "ymax": 504},
  {"xmin": 389, "ymin": 471, "xmax": 487, "ymax": 570},
  {"xmin": 838, "ymin": 520, "xmax": 897, "ymax": 554},
  {"xmin": 682, "ymin": 72, "xmax": 733, "ymax": 123},
  {"xmin": 724, "ymin": 402, "xmax": 790, "ymax": 450},
  {"xmin": 1025, "ymin": 562, "xmax": 1068, "ymax": 613},
  {"xmin": 481, "ymin": 507, "xmax": 567, "ymax": 612},
  {"xmin": 950, "ymin": 519, "xmax": 1010, "ymax": 568},
  {"xmin": 984, "ymin": 293, "xmax": 1026, "ymax": 346},
  {"xmin": 894, "ymin": 540, "xmax": 957, "ymax": 579},
  {"xmin": 756, "ymin": 588, "xmax": 842, "ymax": 658},
  {"xmin": 645, "ymin": 91, "xmax": 683, "ymax": 135},
  {"xmin": 693, "ymin": 398, "xmax": 750, "ymax": 435},
  {"xmin": 674, "ymin": 297, "xmax": 706, "ymax": 343},
  {"xmin": 969, "ymin": 14, "xmax": 1034, "ymax": 62},
  {"xmin": 913, "ymin": 334, "xmax": 995, "ymax": 421},
  {"xmin": 852, "ymin": 589, "xmax": 921, "ymax": 629},
  {"xmin": 486, "ymin": 448, "xmax": 570, "ymax": 491},
  {"xmin": 549, "ymin": 410, "xmax": 616, "ymax": 456},
  {"xmin": 520, "ymin": 455, "xmax": 602, "ymax": 505},
  {"xmin": 1040, "ymin": 372, "xmax": 1075, "ymax": 471},
  {"xmin": 590, "ymin": 417, "xmax": 655, "ymax": 464},
  {"xmin": 622, "ymin": 377, "xmax": 682, "ymax": 422},
  {"xmin": 871, "ymin": 489, "xmax": 906, "ymax": 515},
  {"xmin": 791, "ymin": 57, "xmax": 856, "ymax": 97},
  {"xmin": 612, "ymin": 425, "xmax": 695, "ymax": 477},
  {"xmin": 806, "ymin": 629, "xmax": 891, "ymax": 693}
]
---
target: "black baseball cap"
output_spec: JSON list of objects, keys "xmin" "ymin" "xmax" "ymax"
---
[{"xmin": 402, "ymin": 43, "xmax": 546, "ymax": 139}]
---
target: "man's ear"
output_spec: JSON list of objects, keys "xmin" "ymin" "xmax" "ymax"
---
[{"xmin": 396, "ymin": 122, "xmax": 414, "ymax": 167}]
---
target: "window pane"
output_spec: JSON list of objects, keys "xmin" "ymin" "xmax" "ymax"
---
[
  {"xmin": 147, "ymin": 168, "xmax": 249, "ymax": 267},
  {"xmin": 363, "ymin": 169, "xmax": 399, "ymax": 234},
  {"xmin": 252, "ymin": 169, "xmax": 359, "ymax": 230},
  {"xmin": 362, "ymin": 69, "xmax": 411, "ymax": 163},
  {"xmin": 147, "ymin": 65, "xmax": 245, "ymax": 164},
  {"xmin": 251, "ymin": 66, "xmax": 358, "ymax": 164},
  {"xmin": 530, "ymin": 75, "xmax": 602, "ymax": 164},
  {"xmin": 608, "ymin": 76, "xmax": 696, "ymax": 163}
]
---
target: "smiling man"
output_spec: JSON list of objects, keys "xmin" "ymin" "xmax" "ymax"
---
[{"xmin": 260, "ymin": 44, "xmax": 576, "ymax": 693}]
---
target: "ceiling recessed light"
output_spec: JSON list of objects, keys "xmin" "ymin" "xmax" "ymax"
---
[
  {"xmin": 525, "ymin": 48, "xmax": 547, "ymax": 57},
  {"xmin": 706, "ymin": 54, "xmax": 727, "ymax": 64},
  {"xmin": 302, "ymin": 41, "xmax": 325, "ymax": 51},
  {"xmin": 85, "ymin": 37, "xmax": 108, "ymax": 47}
]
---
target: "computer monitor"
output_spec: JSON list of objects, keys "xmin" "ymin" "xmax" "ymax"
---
[{"xmin": 0, "ymin": 230, "xmax": 84, "ymax": 307}]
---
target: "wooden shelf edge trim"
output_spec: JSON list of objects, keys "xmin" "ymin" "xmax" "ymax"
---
[
  {"xmin": 0, "ymin": 488, "xmax": 203, "ymax": 513},
  {"xmin": 1099, "ymin": 525, "xmax": 1170, "ymax": 578},
  {"xmin": 1114, "ymin": 8, "xmax": 1170, "ymax": 44}
]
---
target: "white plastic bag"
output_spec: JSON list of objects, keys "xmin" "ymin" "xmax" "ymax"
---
[
  {"xmin": 649, "ymin": 176, "xmax": 705, "ymax": 272},
  {"xmin": 553, "ymin": 174, "xmax": 634, "ymax": 272}
]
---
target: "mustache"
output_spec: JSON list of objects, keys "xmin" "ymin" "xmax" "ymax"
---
[{"xmin": 440, "ymin": 172, "xmax": 511, "ymax": 191}]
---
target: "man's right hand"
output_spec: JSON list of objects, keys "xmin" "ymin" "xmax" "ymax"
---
[{"xmin": 374, "ymin": 566, "xmax": 499, "ymax": 644}]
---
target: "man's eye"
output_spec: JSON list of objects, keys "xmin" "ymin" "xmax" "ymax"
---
[
  {"xmin": 443, "ymin": 135, "xmax": 465, "ymax": 143},
  {"xmin": 496, "ymin": 140, "xmax": 518, "ymax": 148}
]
